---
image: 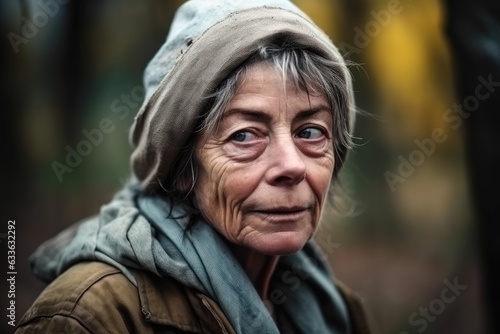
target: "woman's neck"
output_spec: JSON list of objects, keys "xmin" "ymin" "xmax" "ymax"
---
[{"xmin": 230, "ymin": 245, "xmax": 279, "ymax": 300}]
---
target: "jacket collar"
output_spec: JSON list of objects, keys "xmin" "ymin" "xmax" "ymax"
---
[{"xmin": 135, "ymin": 269, "xmax": 235, "ymax": 334}]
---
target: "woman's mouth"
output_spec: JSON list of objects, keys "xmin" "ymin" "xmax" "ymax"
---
[{"xmin": 252, "ymin": 206, "xmax": 310, "ymax": 222}]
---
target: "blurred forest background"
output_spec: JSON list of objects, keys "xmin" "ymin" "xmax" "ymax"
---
[{"xmin": 2, "ymin": 0, "xmax": 499, "ymax": 333}]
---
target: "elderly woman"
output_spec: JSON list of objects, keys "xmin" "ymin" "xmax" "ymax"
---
[{"xmin": 17, "ymin": 0, "xmax": 371, "ymax": 333}]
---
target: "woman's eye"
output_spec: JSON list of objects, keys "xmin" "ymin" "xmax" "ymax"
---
[
  {"xmin": 297, "ymin": 127, "xmax": 323, "ymax": 139},
  {"xmin": 232, "ymin": 131, "xmax": 254, "ymax": 142}
]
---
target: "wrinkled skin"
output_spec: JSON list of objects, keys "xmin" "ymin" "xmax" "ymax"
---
[{"xmin": 194, "ymin": 62, "xmax": 335, "ymax": 256}]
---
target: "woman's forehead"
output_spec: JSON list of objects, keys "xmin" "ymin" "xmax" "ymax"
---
[{"xmin": 233, "ymin": 62, "xmax": 328, "ymax": 101}]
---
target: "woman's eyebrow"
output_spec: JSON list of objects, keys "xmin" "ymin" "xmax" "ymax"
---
[
  {"xmin": 294, "ymin": 105, "xmax": 331, "ymax": 120},
  {"xmin": 223, "ymin": 105, "xmax": 331, "ymax": 122},
  {"xmin": 223, "ymin": 109, "xmax": 273, "ymax": 123}
]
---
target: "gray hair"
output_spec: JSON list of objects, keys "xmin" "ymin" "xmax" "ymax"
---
[{"xmin": 164, "ymin": 39, "xmax": 354, "ymax": 209}]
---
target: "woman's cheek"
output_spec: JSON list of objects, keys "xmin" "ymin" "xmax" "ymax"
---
[{"xmin": 199, "ymin": 169, "xmax": 240, "ymax": 234}]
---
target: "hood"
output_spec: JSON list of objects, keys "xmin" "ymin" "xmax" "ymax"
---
[{"xmin": 129, "ymin": 0, "xmax": 354, "ymax": 190}]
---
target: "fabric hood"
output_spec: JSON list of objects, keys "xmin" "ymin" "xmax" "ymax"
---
[{"xmin": 129, "ymin": 0, "xmax": 355, "ymax": 190}]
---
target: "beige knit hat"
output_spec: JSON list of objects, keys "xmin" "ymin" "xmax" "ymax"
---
[{"xmin": 129, "ymin": 0, "xmax": 355, "ymax": 191}]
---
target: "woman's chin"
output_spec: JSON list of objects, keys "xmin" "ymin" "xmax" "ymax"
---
[{"xmin": 249, "ymin": 232, "xmax": 311, "ymax": 256}]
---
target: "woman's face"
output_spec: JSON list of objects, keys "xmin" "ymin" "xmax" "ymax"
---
[{"xmin": 194, "ymin": 62, "xmax": 335, "ymax": 255}]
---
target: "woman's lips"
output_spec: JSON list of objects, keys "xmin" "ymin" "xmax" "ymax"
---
[
  {"xmin": 257, "ymin": 206, "xmax": 307, "ymax": 214},
  {"xmin": 251, "ymin": 206, "xmax": 309, "ymax": 222}
]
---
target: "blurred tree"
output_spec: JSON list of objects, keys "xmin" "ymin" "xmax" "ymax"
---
[{"xmin": 445, "ymin": 1, "xmax": 500, "ymax": 333}]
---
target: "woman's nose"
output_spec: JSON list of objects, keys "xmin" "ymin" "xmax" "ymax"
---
[{"xmin": 265, "ymin": 135, "xmax": 307, "ymax": 186}]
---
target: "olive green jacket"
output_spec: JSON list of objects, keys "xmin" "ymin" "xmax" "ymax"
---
[{"xmin": 16, "ymin": 262, "xmax": 371, "ymax": 333}]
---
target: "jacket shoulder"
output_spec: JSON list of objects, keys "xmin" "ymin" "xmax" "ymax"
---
[
  {"xmin": 16, "ymin": 262, "xmax": 183, "ymax": 334},
  {"xmin": 335, "ymin": 280, "xmax": 373, "ymax": 334}
]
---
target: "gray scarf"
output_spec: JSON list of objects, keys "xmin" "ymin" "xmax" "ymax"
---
[{"xmin": 31, "ymin": 181, "xmax": 351, "ymax": 333}]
